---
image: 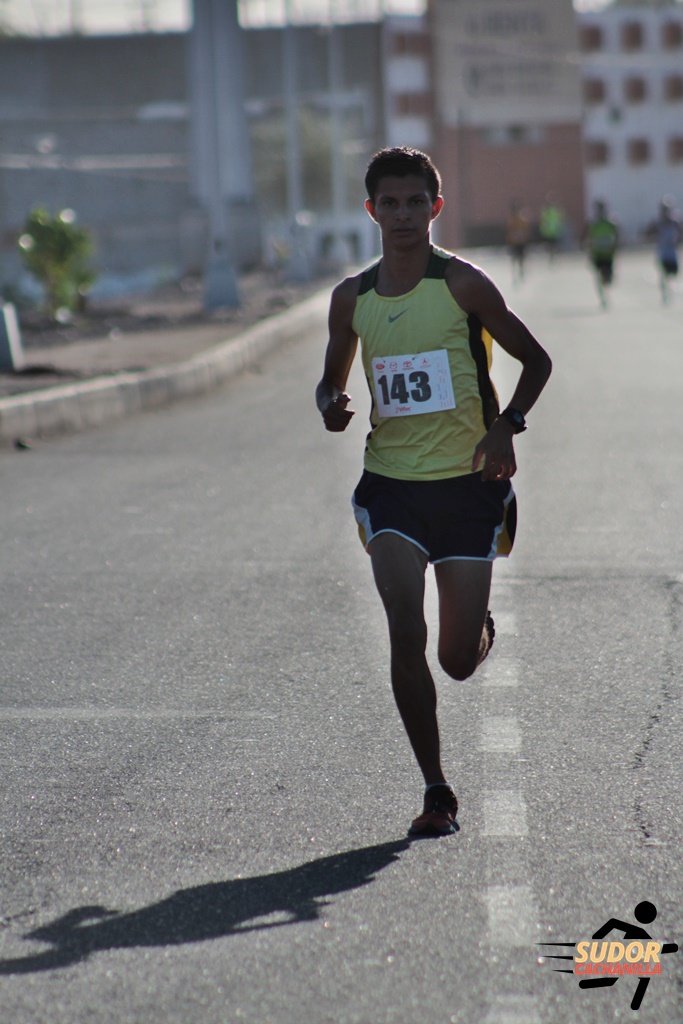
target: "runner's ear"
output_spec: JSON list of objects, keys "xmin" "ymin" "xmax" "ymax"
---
[
  {"xmin": 365, "ymin": 199, "xmax": 377, "ymax": 221},
  {"xmin": 431, "ymin": 196, "xmax": 444, "ymax": 219}
]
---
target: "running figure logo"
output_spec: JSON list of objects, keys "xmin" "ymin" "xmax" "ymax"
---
[{"xmin": 538, "ymin": 901, "xmax": 679, "ymax": 1011}]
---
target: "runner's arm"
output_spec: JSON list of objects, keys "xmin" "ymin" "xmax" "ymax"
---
[
  {"xmin": 316, "ymin": 278, "xmax": 360, "ymax": 433},
  {"xmin": 448, "ymin": 262, "xmax": 552, "ymax": 480}
]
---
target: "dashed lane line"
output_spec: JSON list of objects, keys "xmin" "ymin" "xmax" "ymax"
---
[
  {"xmin": 481, "ymin": 602, "xmax": 543, "ymax": 1022},
  {"xmin": 483, "ymin": 790, "xmax": 529, "ymax": 836},
  {"xmin": 485, "ymin": 885, "xmax": 538, "ymax": 946},
  {"xmin": 480, "ymin": 716, "xmax": 522, "ymax": 752}
]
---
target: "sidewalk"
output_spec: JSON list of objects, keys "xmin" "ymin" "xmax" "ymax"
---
[{"xmin": 0, "ymin": 272, "xmax": 335, "ymax": 446}]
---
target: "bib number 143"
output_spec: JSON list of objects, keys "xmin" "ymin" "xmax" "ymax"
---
[
  {"xmin": 376, "ymin": 369, "xmax": 430, "ymax": 406},
  {"xmin": 371, "ymin": 349, "xmax": 456, "ymax": 418}
]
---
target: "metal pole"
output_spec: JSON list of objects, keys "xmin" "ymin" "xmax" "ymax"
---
[
  {"xmin": 189, "ymin": 0, "xmax": 254, "ymax": 308},
  {"xmin": 282, "ymin": 2, "xmax": 312, "ymax": 281},
  {"xmin": 327, "ymin": 0, "xmax": 351, "ymax": 267},
  {"xmin": 283, "ymin": 2, "xmax": 304, "ymax": 220},
  {"xmin": 0, "ymin": 304, "xmax": 24, "ymax": 372}
]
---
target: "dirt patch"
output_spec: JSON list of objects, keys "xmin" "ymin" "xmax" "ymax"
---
[
  {"xmin": 17, "ymin": 270, "xmax": 335, "ymax": 350},
  {"xmin": 1, "ymin": 270, "xmax": 339, "ymax": 398}
]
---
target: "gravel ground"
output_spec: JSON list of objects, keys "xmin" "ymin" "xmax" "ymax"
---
[{"xmin": 1, "ymin": 269, "xmax": 339, "ymax": 398}]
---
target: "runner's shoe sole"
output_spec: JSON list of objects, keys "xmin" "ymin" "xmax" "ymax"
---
[{"xmin": 408, "ymin": 786, "xmax": 458, "ymax": 838}]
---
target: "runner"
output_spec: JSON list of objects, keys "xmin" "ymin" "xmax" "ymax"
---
[
  {"xmin": 584, "ymin": 200, "xmax": 620, "ymax": 309},
  {"xmin": 315, "ymin": 147, "xmax": 552, "ymax": 837},
  {"xmin": 505, "ymin": 201, "xmax": 532, "ymax": 285},
  {"xmin": 646, "ymin": 197, "xmax": 681, "ymax": 305},
  {"xmin": 539, "ymin": 196, "xmax": 565, "ymax": 264}
]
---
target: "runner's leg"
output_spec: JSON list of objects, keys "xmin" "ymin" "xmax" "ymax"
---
[
  {"xmin": 659, "ymin": 262, "xmax": 669, "ymax": 305},
  {"xmin": 434, "ymin": 559, "xmax": 493, "ymax": 681},
  {"xmin": 369, "ymin": 533, "xmax": 446, "ymax": 786}
]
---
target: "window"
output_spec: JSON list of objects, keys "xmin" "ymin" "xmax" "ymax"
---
[
  {"xmin": 627, "ymin": 138, "xmax": 651, "ymax": 165},
  {"xmin": 394, "ymin": 92, "xmax": 432, "ymax": 117},
  {"xmin": 662, "ymin": 21, "xmax": 683, "ymax": 49},
  {"xmin": 624, "ymin": 76, "xmax": 647, "ymax": 103},
  {"xmin": 580, "ymin": 25, "xmax": 603, "ymax": 52},
  {"xmin": 585, "ymin": 140, "xmax": 610, "ymax": 167},
  {"xmin": 483, "ymin": 124, "xmax": 545, "ymax": 146},
  {"xmin": 664, "ymin": 75, "xmax": 683, "ymax": 101},
  {"xmin": 668, "ymin": 137, "xmax": 683, "ymax": 163},
  {"xmin": 621, "ymin": 21, "xmax": 644, "ymax": 51},
  {"xmin": 392, "ymin": 32, "xmax": 430, "ymax": 57},
  {"xmin": 583, "ymin": 78, "xmax": 606, "ymax": 104}
]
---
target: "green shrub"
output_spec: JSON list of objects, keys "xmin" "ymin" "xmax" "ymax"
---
[{"xmin": 18, "ymin": 207, "xmax": 97, "ymax": 319}]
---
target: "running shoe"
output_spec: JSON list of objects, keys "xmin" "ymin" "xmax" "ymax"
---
[
  {"xmin": 480, "ymin": 610, "xmax": 495, "ymax": 663},
  {"xmin": 408, "ymin": 784, "xmax": 458, "ymax": 837}
]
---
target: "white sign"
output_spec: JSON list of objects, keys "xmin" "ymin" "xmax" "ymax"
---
[
  {"xmin": 432, "ymin": 0, "xmax": 581, "ymax": 126},
  {"xmin": 371, "ymin": 348, "xmax": 456, "ymax": 419}
]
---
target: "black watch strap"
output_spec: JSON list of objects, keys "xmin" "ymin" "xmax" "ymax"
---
[{"xmin": 500, "ymin": 407, "xmax": 527, "ymax": 433}]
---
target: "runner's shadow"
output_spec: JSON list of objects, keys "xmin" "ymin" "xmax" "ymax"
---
[{"xmin": 0, "ymin": 839, "xmax": 409, "ymax": 974}]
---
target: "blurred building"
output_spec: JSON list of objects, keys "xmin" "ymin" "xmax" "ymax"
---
[
  {"xmin": 578, "ymin": 1, "xmax": 683, "ymax": 242},
  {"xmin": 0, "ymin": 33, "xmax": 192, "ymax": 294},
  {"xmin": 3, "ymin": 2, "xmax": 680, "ymax": 296},
  {"xmin": 243, "ymin": 21, "xmax": 385, "ymax": 269},
  {"xmin": 381, "ymin": 13, "xmax": 434, "ymax": 153},
  {"xmin": 0, "ymin": 25, "xmax": 385, "ymax": 296},
  {"xmin": 429, "ymin": 0, "xmax": 585, "ymax": 248}
]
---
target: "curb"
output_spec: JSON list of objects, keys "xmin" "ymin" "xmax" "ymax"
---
[{"xmin": 0, "ymin": 288, "xmax": 330, "ymax": 447}]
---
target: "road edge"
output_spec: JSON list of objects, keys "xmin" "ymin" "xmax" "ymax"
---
[{"xmin": 0, "ymin": 288, "xmax": 330, "ymax": 447}]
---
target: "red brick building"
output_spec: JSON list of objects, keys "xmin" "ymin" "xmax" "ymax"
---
[{"xmin": 428, "ymin": 0, "xmax": 585, "ymax": 247}]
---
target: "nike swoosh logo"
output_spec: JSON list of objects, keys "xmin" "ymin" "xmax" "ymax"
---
[{"xmin": 388, "ymin": 310, "xmax": 409, "ymax": 323}]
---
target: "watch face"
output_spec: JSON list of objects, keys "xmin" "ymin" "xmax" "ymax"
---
[{"xmin": 504, "ymin": 408, "xmax": 525, "ymax": 431}]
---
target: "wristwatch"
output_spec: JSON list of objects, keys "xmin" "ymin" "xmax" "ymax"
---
[{"xmin": 500, "ymin": 407, "xmax": 527, "ymax": 433}]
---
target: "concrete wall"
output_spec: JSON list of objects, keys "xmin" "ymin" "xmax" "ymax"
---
[
  {"xmin": 0, "ymin": 25, "xmax": 384, "ymax": 299},
  {"xmin": 0, "ymin": 33, "xmax": 193, "ymax": 294}
]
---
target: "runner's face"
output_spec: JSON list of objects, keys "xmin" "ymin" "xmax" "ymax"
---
[{"xmin": 366, "ymin": 175, "xmax": 443, "ymax": 246}]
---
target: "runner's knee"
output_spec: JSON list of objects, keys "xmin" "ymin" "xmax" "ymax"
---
[{"xmin": 438, "ymin": 643, "xmax": 479, "ymax": 681}]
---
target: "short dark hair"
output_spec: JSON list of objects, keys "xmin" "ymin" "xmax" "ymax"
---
[{"xmin": 364, "ymin": 147, "xmax": 442, "ymax": 203}]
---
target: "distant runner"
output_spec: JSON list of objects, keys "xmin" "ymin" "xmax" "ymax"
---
[
  {"xmin": 584, "ymin": 200, "xmax": 620, "ymax": 308},
  {"xmin": 506, "ymin": 202, "xmax": 532, "ymax": 285},
  {"xmin": 646, "ymin": 197, "xmax": 681, "ymax": 305},
  {"xmin": 539, "ymin": 197, "xmax": 565, "ymax": 264},
  {"xmin": 316, "ymin": 147, "xmax": 552, "ymax": 837}
]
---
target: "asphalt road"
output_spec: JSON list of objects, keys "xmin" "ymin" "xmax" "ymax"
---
[{"xmin": 1, "ymin": 249, "xmax": 681, "ymax": 1024}]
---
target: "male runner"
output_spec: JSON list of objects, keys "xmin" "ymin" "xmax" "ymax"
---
[
  {"xmin": 646, "ymin": 197, "xmax": 681, "ymax": 305},
  {"xmin": 505, "ymin": 201, "xmax": 532, "ymax": 284},
  {"xmin": 584, "ymin": 200, "xmax": 620, "ymax": 308},
  {"xmin": 315, "ymin": 148, "xmax": 551, "ymax": 837},
  {"xmin": 539, "ymin": 196, "xmax": 565, "ymax": 264}
]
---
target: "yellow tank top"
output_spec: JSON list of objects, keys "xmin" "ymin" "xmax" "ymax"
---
[{"xmin": 352, "ymin": 247, "xmax": 499, "ymax": 481}]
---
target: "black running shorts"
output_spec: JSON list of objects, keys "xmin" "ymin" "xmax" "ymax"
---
[
  {"xmin": 592, "ymin": 256, "xmax": 614, "ymax": 283},
  {"xmin": 351, "ymin": 470, "xmax": 516, "ymax": 563}
]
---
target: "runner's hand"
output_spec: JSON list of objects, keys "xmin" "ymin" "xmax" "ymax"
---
[
  {"xmin": 322, "ymin": 393, "xmax": 355, "ymax": 432},
  {"xmin": 472, "ymin": 420, "xmax": 517, "ymax": 480}
]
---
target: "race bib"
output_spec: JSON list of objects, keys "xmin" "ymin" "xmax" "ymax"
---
[{"xmin": 371, "ymin": 349, "xmax": 456, "ymax": 419}]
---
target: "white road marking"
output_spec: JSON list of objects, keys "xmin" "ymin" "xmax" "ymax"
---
[
  {"xmin": 479, "ymin": 610, "xmax": 540, "ymax": 1014},
  {"xmin": 483, "ymin": 657, "xmax": 521, "ymax": 687},
  {"xmin": 483, "ymin": 791, "xmax": 529, "ymax": 836},
  {"xmin": 481, "ymin": 716, "xmax": 522, "ymax": 752},
  {"xmin": 491, "ymin": 611, "xmax": 518, "ymax": 635},
  {"xmin": 483, "ymin": 995, "xmax": 542, "ymax": 1024},
  {"xmin": 485, "ymin": 885, "xmax": 537, "ymax": 946}
]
